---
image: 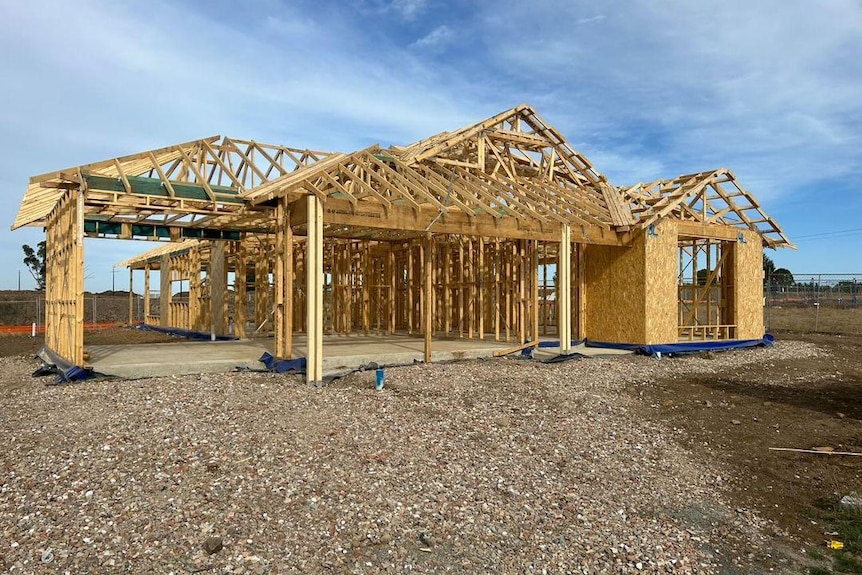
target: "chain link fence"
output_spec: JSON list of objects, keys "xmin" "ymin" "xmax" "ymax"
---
[
  {"xmin": 3, "ymin": 276, "xmax": 861, "ymax": 336},
  {"xmin": 0, "ymin": 291, "xmax": 147, "ymax": 328},
  {"xmin": 764, "ymin": 273, "xmax": 862, "ymax": 335}
]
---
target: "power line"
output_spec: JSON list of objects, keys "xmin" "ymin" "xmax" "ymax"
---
[
  {"xmin": 792, "ymin": 226, "xmax": 862, "ymax": 240},
  {"xmin": 794, "ymin": 230, "xmax": 862, "ymax": 243}
]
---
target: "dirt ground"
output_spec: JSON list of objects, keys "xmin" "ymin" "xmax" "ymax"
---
[
  {"xmin": 633, "ymin": 331, "xmax": 862, "ymax": 573},
  {"xmin": 767, "ymin": 306, "xmax": 862, "ymax": 336},
  {"xmin": 2, "ymin": 327, "xmax": 861, "ymax": 573}
]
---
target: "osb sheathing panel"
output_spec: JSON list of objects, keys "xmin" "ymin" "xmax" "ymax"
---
[
  {"xmin": 45, "ymin": 191, "xmax": 84, "ymax": 365},
  {"xmin": 585, "ymin": 231, "xmax": 646, "ymax": 344},
  {"xmin": 643, "ymin": 219, "xmax": 679, "ymax": 344},
  {"xmin": 734, "ymin": 230, "xmax": 764, "ymax": 339}
]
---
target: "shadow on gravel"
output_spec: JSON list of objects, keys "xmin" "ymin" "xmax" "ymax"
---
[{"xmin": 694, "ymin": 376, "xmax": 862, "ymax": 421}]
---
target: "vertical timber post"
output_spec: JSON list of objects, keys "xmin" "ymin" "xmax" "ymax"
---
[
  {"xmin": 210, "ymin": 241, "xmax": 226, "ymax": 338},
  {"xmin": 160, "ymin": 255, "xmax": 171, "ymax": 327},
  {"xmin": 143, "ymin": 264, "xmax": 151, "ymax": 321},
  {"xmin": 73, "ymin": 190, "xmax": 85, "ymax": 366},
  {"xmin": 478, "ymin": 237, "xmax": 485, "ymax": 340},
  {"xmin": 558, "ymin": 224, "xmax": 572, "ymax": 353},
  {"xmin": 577, "ymin": 244, "xmax": 586, "ymax": 340},
  {"xmin": 306, "ymin": 194, "xmax": 324, "ymax": 384},
  {"xmin": 531, "ymin": 240, "xmax": 539, "ymax": 346},
  {"xmin": 189, "ymin": 247, "xmax": 200, "ymax": 330},
  {"xmin": 235, "ymin": 239, "xmax": 247, "ymax": 338},
  {"xmin": 518, "ymin": 240, "xmax": 526, "ymax": 345},
  {"xmin": 128, "ymin": 267, "xmax": 134, "ymax": 324},
  {"xmin": 275, "ymin": 200, "xmax": 294, "ymax": 358},
  {"xmin": 424, "ymin": 233, "xmax": 433, "ymax": 363}
]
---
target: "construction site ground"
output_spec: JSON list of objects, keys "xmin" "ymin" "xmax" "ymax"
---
[{"xmin": 0, "ymin": 327, "xmax": 860, "ymax": 573}]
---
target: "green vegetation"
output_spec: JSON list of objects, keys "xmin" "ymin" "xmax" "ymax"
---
[
  {"xmin": 833, "ymin": 510, "xmax": 862, "ymax": 555},
  {"xmin": 22, "ymin": 240, "xmax": 46, "ymax": 290},
  {"xmin": 809, "ymin": 549, "xmax": 826, "ymax": 562},
  {"xmin": 804, "ymin": 502, "xmax": 862, "ymax": 574},
  {"xmin": 835, "ymin": 551, "xmax": 862, "ymax": 573}
]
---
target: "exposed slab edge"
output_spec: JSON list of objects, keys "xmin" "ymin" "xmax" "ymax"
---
[
  {"xmin": 36, "ymin": 345, "xmax": 92, "ymax": 382},
  {"xmin": 136, "ymin": 323, "xmax": 238, "ymax": 341},
  {"xmin": 322, "ymin": 346, "xmax": 501, "ymax": 373}
]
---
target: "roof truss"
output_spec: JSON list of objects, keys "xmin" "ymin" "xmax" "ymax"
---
[
  {"xmin": 13, "ymin": 136, "xmax": 332, "ymax": 230},
  {"xmin": 391, "ymin": 105, "xmax": 634, "ymax": 228},
  {"xmin": 242, "ymin": 144, "xmax": 625, "ymax": 242},
  {"xmin": 12, "ymin": 104, "xmax": 790, "ymax": 252},
  {"xmin": 623, "ymin": 168, "xmax": 793, "ymax": 248}
]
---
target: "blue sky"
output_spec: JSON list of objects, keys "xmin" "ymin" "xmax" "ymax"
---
[{"xmin": 1, "ymin": 0, "xmax": 860, "ymax": 291}]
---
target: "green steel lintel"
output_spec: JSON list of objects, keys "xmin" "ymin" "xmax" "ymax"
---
[
  {"xmin": 84, "ymin": 218, "xmax": 240, "ymax": 242},
  {"xmin": 84, "ymin": 174, "xmax": 243, "ymax": 204}
]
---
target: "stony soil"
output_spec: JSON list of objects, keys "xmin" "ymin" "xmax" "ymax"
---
[
  {"xmin": 635, "ymin": 332, "xmax": 862, "ymax": 574},
  {"xmin": 0, "ymin": 340, "xmax": 829, "ymax": 574}
]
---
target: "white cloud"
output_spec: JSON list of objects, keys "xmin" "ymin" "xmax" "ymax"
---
[
  {"xmin": 412, "ymin": 25, "xmax": 454, "ymax": 49},
  {"xmin": 1, "ymin": 0, "xmax": 860, "ymax": 279},
  {"xmin": 473, "ymin": 0, "xmax": 862, "ymax": 198},
  {"xmin": 0, "ymin": 0, "xmax": 486, "ymax": 289},
  {"xmin": 390, "ymin": 0, "xmax": 428, "ymax": 20},
  {"xmin": 576, "ymin": 15, "xmax": 605, "ymax": 25},
  {"xmin": 584, "ymin": 150, "xmax": 667, "ymax": 188}
]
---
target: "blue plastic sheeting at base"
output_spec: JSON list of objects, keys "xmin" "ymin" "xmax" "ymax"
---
[
  {"xmin": 36, "ymin": 345, "xmax": 93, "ymax": 383},
  {"xmin": 534, "ymin": 339, "xmax": 585, "ymax": 349},
  {"xmin": 518, "ymin": 335, "xmax": 775, "ymax": 358},
  {"xmin": 520, "ymin": 339, "xmax": 584, "ymax": 356},
  {"xmin": 587, "ymin": 334, "xmax": 775, "ymax": 356},
  {"xmin": 136, "ymin": 323, "xmax": 238, "ymax": 341},
  {"xmin": 259, "ymin": 352, "xmax": 307, "ymax": 373}
]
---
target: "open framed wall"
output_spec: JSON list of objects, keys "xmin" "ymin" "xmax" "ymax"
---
[
  {"xmin": 14, "ymin": 104, "xmax": 789, "ymax": 382},
  {"xmin": 44, "ymin": 190, "xmax": 85, "ymax": 365},
  {"xmin": 677, "ymin": 236, "xmax": 736, "ymax": 340}
]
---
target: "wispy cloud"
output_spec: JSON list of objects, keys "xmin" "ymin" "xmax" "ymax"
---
[
  {"xmin": 0, "ymin": 0, "xmax": 486, "ymax": 289},
  {"xmin": 389, "ymin": 0, "xmax": 428, "ymax": 20},
  {"xmin": 576, "ymin": 15, "xmax": 605, "ymax": 25},
  {"xmin": 412, "ymin": 25, "xmax": 454, "ymax": 49},
  {"xmin": 474, "ymin": 0, "xmax": 862, "ymax": 200},
  {"xmin": 0, "ymin": 0, "xmax": 860, "ymax": 284}
]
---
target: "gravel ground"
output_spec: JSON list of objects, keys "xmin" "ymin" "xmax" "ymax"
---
[{"xmin": 0, "ymin": 341, "xmax": 821, "ymax": 574}]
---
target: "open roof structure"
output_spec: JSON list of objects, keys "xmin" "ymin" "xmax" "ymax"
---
[
  {"xmin": 12, "ymin": 103, "xmax": 793, "ymax": 380},
  {"xmin": 13, "ymin": 136, "xmax": 332, "ymax": 237},
  {"xmin": 622, "ymin": 168, "xmax": 793, "ymax": 248},
  {"xmin": 13, "ymin": 104, "xmax": 790, "ymax": 249}
]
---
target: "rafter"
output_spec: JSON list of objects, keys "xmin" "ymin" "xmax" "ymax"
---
[{"xmin": 623, "ymin": 168, "xmax": 793, "ymax": 248}]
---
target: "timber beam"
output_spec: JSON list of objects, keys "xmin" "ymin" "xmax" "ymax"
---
[{"xmin": 289, "ymin": 196, "xmax": 628, "ymax": 245}]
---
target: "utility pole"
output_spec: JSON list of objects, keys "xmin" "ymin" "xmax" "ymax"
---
[
  {"xmin": 112, "ymin": 268, "xmax": 116, "ymax": 292},
  {"xmin": 18, "ymin": 269, "xmax": 21, "ymax": 290}
]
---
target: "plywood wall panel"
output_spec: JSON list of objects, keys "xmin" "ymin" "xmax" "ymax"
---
[
  {"xmin": 643, "ymin": 219, "xmax": 678, "ymax": 344},
  {"xmin": 585, "ymin": 231, "xmax": 646, "ymax": 344},
  {"xmin": 734, "ymin": 230, "xmax": 764, "ymax": 339}
]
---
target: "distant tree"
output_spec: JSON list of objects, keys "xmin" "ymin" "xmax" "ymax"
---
[
  {"xmin": 696, "ymin": 268, "xmax": 708, "ymax": 286},
  {"xmin": 763, "ymin": 253, "xmax": 776, "ymax": 278},
  {"xmin": 772, "ymin": 268, "xmax": 794, "ymax": 287},
  {"xmin": 22, "ymin": 241, "xmax": 46, "ymax": 290}
]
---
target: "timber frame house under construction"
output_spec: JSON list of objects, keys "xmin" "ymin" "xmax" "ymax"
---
[{"xmin": 12, "ymin": 104, "xmax": 792, "ymax": 383}]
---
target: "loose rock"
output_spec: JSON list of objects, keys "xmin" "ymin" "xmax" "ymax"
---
[{"xmin": 203, "ymin": 536, "xmax": 223, "ymax": 555}]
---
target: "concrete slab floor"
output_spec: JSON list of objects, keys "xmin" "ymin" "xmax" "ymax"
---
[
  {"xmin": 87, "ymin": 333, "xmax": 634, "ymax": 379},
  {"xmin": 87, "ymin": 333, "xmax": 510, "ymax": 379}
]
